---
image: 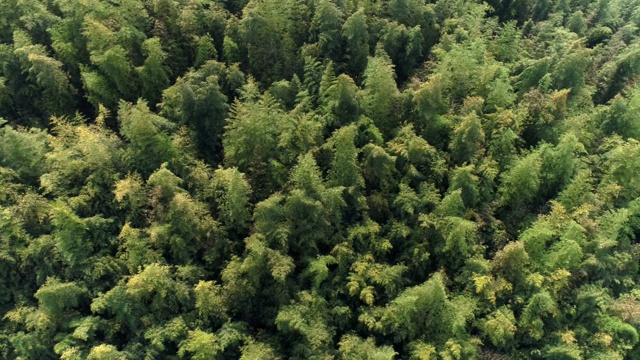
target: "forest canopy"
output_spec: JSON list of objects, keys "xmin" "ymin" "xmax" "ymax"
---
[{"xmin": 1, "ymin": 0, "xmax": 640, "ymax": 358}]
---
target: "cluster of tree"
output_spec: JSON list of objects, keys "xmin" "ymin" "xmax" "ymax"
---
[{"xmin": 1, "ymin": 0, "xmax": 640, "ymax": 358}]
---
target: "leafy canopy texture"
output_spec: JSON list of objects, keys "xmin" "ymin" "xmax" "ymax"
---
[{"xmin": 2, "ymin": 0, "xmax": 640, "ymax": 359}]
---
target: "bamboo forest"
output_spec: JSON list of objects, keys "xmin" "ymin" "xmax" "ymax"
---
[{"xmin": 1, "ymin": 0, "xmax": 640, "ymax": 358}]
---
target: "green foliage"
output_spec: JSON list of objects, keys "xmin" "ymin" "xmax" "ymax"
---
[
  {"xmin": 498, "ymin": 151, "xmax": 542, "ymax": 209},
  {"xmin": 322, "ymin": 74, "xmax": 360, "ymax": 131},
  {"xmin": 600, "ymin": 87, "xmax": 640, "ymax": 139},
  {"xmin": 119, "ymin": 100, "xmax": 175, "ymax": 176},
  {"xmin": 328, "ymin": 125, "xmax": 364, "ymax": 189},
  {"xmin": 275, "ymin": 291, "xmax": 334, "ymax": 357},
  {"xmin": 449, "ymin": 109, "xmax": 485, "ymax": 165},
  {"xmin": 50, "ymin": 201, "xmax": 92, "ymax": 266},
  {"xmin": 83, "ymin": 20, "xmax": 137, "ymax": 102},
  {"xmin": 87, "ymin": 344, "xmax": 126, "ymax": 360},
  {"xmin": 194, "ymin": 34, "xmax": 218, "ymax": 68},
  {"xmin": 388, "ymin": 124, "xmax": 447, "ymax": 185},
  {"xmin": 600, "ymin": 138, "xmax": 640, "ymax": 202},
  {"xmin": 311, "ymin": 0, "xmax": 344, "ymax": 62},
  {"xmin": 367, "ymin": 273, "xmax": 473, "ymax": 346},
  {"xmin": 379, "ymin": 21, "xmax": 423, "ymax": 81},
  {"xmin": 240, "ymin": 0, "xmax": 296, "ymax": 84},
  {"xmin": 178, "ymin": 329, "xmax": 221, "ymax": 359},
  {"xmin": 39, "ymin": 119, "xmax": 123, "ymax": 206},
  {"xmin": 137, "ymin": 37, "xmax": 170, "ymax": 107},
  {"xmin": 520, "ymin": 291, "xmax": 558, "ymax": 340},
  {"xmin": 224, "ymin": 92, "xmax": 286, "ymax": 191},
  {"xmin": 240, "ymin": 341, "xmax": 281, "ymax": 360},
  {"xmin": 449, "ymin": 165, "xmax": 480, "ymax": 208},
  {"xmin": 361, "ymin": 55, "xmax": 399, "ymax": 139},
  {"xmin": 22, "ymin": 51, "xmax": 76, "ymax": 117},
  {"xmin": 211, "ymin": 167, "xmax": 252, "ymax": 231},
  {"xmin": 338, "ymin": 334, "xmax": 397, "ymax": 360},
  {"xmin": 412, "ymin": 74, "xmax": 450, "ymax": 148},
  {"xmin": 159, "ymin": 61, "xmax": 231, "ymax": 163},
  {"xmin": 480, "ymin": 307, "xmax": 517, "ymax": 348},
  {"xmin": 342, "ymin": 9, "xmax": 369, "ymax": 78},
  {"xmin": 0, "ymin": 125, "xmax": 48, "ymax": 184},
  {"xmin": 35, "ymin": 278, "xmax": 86, "ymax": 318},
  {"xmin": 1, "ymin": 1, "xmax": 640, "ymax": 359}
]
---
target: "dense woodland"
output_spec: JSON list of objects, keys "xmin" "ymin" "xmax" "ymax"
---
[{"xmin": 1, "ymin": 0, "xmax": 640, "ymax": 358}]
